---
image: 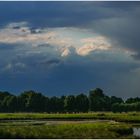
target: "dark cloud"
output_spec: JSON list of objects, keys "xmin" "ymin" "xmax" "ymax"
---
[
  {"xmin": 0, "ymin": 54, "xmax": 139, "ymax": 98},
  {"xmin": 0, "ymin": 2, "xmax": 138, "ymax": 28},
  {"xmin": 0, "ymin": 43, "xmax": 17, "ymax": 50},
  {"xmin": 0, "ymin": 2, "xmax": 140, "ymax": 98},
  {"xmin": 9, "ymin": 1, "xmax": 139, "ymax": 60},
  {"xmin": 89, "ymin": 3, "xmax": 140, "ymax": 60},
  {"xmin": 40, "ymin": 59, "xmax": 61, "ymax": 66}
]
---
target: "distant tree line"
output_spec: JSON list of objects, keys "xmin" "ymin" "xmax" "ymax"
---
[{"xmin": 0, "ymin": 88, "xmax": 140, "ymax": 113}]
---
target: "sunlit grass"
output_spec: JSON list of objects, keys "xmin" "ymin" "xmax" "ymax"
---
[
  {"xmin": 0, "ymin": 112, "xmax": 138, "ymax": 138},
  {"xmin": 0, "ymin": 122, "xmax": 134, "ymax": 138},
  {"xmin": 0, "ymin": 112, "xmax": 140, "ymax": 122}
]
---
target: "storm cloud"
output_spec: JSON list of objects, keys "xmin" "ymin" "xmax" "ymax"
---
[{"xmin": 0, "ymin": 2, "xmax": 140, "ymax": 98}]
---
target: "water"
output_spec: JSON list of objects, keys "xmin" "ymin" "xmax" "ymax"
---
[
  {"xmin": 133, "ymin": 127, "xmax": 140, "ymax": 137},
  {"xmin": 0, "ymin": 119, "xmax": 115, "ymax": 126}
]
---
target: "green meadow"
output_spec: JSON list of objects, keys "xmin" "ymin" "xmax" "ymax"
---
[
  {"xmin": 0, "ymin": 112, "xmax": 139, "ymax": 138},
  {"xmin": 0, "ymin": 120, "xmax": 134, "ymax": 139},
  {"xmin": 0, "ymin": 112, "xmax": 140, "ymax": 123}
]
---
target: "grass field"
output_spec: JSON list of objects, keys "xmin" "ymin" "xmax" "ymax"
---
[
  {"xmin": 0, "ymin": 112, "xmax": 139, "ymax": 138},
  {"xmin": 0, "ymin": 112, "xmax": 140, "ymax": 122},
  {"xmin": 0, "ymin": 122, "xmax": 134, "ymax": 138}
]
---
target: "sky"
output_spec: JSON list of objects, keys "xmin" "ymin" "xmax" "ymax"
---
[{"xmin": 0, "ymin": 1, "xmax": 140, "ymax": 98}]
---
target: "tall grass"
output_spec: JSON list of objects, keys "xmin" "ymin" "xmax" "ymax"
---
[
  {"xmin": 0, "ymin": 112, "xmax": 140, "ymax": 122},
  {"xmin": 0, "ymin": 122, "xmax": 134, "ymax": 138}
]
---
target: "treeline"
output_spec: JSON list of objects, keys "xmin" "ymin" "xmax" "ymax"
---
[{"xmin": 0, "ymin": 88, "xmax": 140, "ymax": 113}]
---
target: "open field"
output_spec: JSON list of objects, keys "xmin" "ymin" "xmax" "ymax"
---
[
  {"xmin": 0, "ymin": 112, "xmax": 140, "ymax": 123},
  {"xmin": 0, "ymin": 121, "xmax": 134, "ymax": 139},
  {"xmin": 0, "ymin": 112, "xmax": 139, "ymax": 138}
]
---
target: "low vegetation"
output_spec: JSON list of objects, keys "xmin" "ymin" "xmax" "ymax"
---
[
  {"xmin": 0, "ymin": 122, "xmax": 134, "ymax": 139},
  {"xmin": 0, "ymin": 112, "xmax": 139, "ymax": 138},
  {"xmin": 0, "ymin": 112, "xmax": 140, "ymax": 123}
]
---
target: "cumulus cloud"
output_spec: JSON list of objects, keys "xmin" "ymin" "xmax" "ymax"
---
[
  {"xmin": 61, "ymin": 47, "xmax": 71, "ymax": 57},
  {"xmin": 0, "ymin": 23, "xmax": 56, "ymax": 44},
  {"xmin": 6, "ymin": 21, "xmax": 28, "ymax": 29},
  {"xmin": 76, "ymin": 37, "xmax": 111, "ymax": 56},
  {"xmin": 0, "ymin": 22, "xmax": 131, "ymax": 59},
  {"xmin": 39, "ymin": 59, "xmax": 61, "ymax": 68},
  {"xmin": 1, "ymin": 62, "xmax": 26, "ymax": 74},
  {"xmin": 0, "ymin": 2, "xmax": 140, "ymax": 97},
  {"xmin": 0, "ymin": 21, "xmax": 135, "ymax": 78}
]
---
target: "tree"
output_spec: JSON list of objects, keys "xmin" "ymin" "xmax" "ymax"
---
[
  {"xmin": 64, "ymin": 95, "xmax": 76, "ymax": 112},
  {"xmin": 112, "ymin": 103, "xmax": 135, "ymax": 113},
  {"xmin": 110, "ymin": 96, "xmax": 123, "ymax": 111},
  {"xmin": 0, "ymin": 91, "xmax": 12, "ymax": 101},
  {"xmin": 19, "ymin": 90, "xmax": 46, "ymax": 112},
  {"xmin": 135, "ymin": 102, "xmax": 140, "ymax": 111},
  {"xmin": 0, "ymin": 88, "xmax": 139, "ymax": 113},
  {"xmin": 126, "ymin": 97, "xmax": 140, "ymax": 104},
  {"xmin": 112, "ymin": 103, "xmax": 122, "ymax": 113},
  {"xmin": 16, "ymin": 96, "xmax": 26, "ymax": 112},
  {"xmin": 47, "ymin": 96, "xmax": 64, "ymax": 113},
  {"xmin": 44, "ymin": 96, "xmax": 50, "ymax": 113},
  {"xmin": 59, "ymin": 96, "xmax": 66, "ymax": 113},
  {"xmin": 1, "ymin": 95, "xmax": 18, "ymax": 112},
  {"xmin": 89, "ymin": 88, "xmax": 110, "ymax": 111},
  {"xmin": 0, "ymin": 92, "xmax": 13, "ymax": 112},
  {"xmin": 6, "ymin": 96, "xmax": 18, "ymax": 112},
  {"xmin": 75, "ymin": 94, "xmax": 89, "ymax": 112},
  {"xmin": 110, "ymin": 96, "xmax": 123, "ymax": 105}
]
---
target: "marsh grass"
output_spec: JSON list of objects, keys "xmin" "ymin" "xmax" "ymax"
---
[
  {"xmin": 0, "ymin": 122, "xmax": 134, "ymax": 139},
  {"xmin": 0, "ymin": 112, "xmax": 138, "ymax": 138},
  {"xmin": 0, "ymin": 112, "xmax": 140, "ymax": 123}
]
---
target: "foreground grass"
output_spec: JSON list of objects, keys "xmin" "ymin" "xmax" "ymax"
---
[
  {"xmin": 0, "ymin": 112, "xmax": 140, "ymax": 123},
  {"xmin": 0, "ymin": 122, "xmax": 134, "ymax": 139}
]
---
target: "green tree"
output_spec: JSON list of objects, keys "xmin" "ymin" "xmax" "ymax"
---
[
  {"xmin": 75, "ymin": 94, "xmax": 89, "ymax": 112},
  {"xmin": 0, "ymin": 92, "xmax": 13, "ymax": 112},
  {"xmin": 64, "ymin": 95, "xmax": 76, "ymax": 112},
  {"xmin": 135, "ymin": 102, "xmax": 140, "ymax": 111},
  {"xmin": 126, "ymin": 97, "xmax": 140, "ymax": 104},
  {"xmin": 19, "ymin": 90, "xmax": 46, "ymax": 112},
  {"xmin": 112, "ymin": 103, "xmax": 122, "ymax": 113},
  {"xmin": 1, "ymin": 95, "xmax": 17, "ymax": 112},
  {"xmin": 0, "ymin": 91, "xmax": 12, "ymax": 100},
  {"xmin": 47, "ymin": 96, "xmax": 64, "ymax": 113},
  {"xmin": 59, "ymin": 96, "xmax": 66, "ymax": 113},
  {"xmin": 110, "ymin": 96, "xmax": 123, "ymax": 105},
  {"xmin": 89, "ymin": 88, "xmax": 110, "ymax": 111},
  {"xmin": 6, "ymin": 96, "xmax": 18, "ymax": 112},
  {"xmin": 44, "ymin": 96, "xmax": 50, "ymax": 113}
]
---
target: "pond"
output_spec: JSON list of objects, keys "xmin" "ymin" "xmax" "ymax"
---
[{"xmin": 0, "ymin": 119, "xmax": 115, "ymax": 126}]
